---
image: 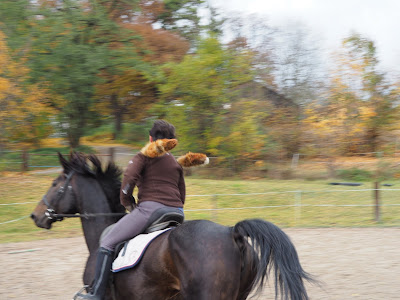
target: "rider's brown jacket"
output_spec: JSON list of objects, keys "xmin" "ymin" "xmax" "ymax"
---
[{"xmin": 120, "ymin": 152, "xmax": 185, "ymax": 209}]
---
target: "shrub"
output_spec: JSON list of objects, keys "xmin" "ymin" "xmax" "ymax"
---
[{"xmin": 337, "ymin": 168, "xmax": 373, "ymax": 181}]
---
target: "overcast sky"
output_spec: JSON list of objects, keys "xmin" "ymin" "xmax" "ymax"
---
[{"xmin": 209, "ymin": 0, "xmax": 400, "ymax": 74}]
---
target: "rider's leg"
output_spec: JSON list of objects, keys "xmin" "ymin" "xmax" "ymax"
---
[
  {"xmin": 100, "ymin": 201, "xmax": 168, "ymax": 251},
  {"xmin": 74, "ymin": 247, "xmax": 113, "ymax": 300},
  {"xmin": 74, "ymin": 201, "xmax": 169, "ymax": 300}
]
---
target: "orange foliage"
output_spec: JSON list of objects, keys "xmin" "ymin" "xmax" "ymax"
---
[
  {"xmin": 127, "ymin": 23, "xmax": 189, "ymax": 64},
  {"xmin": 94, "ymin": 1, "xmax": 189, "ymax": 126},
  {"xmin": 0, "ymin": 30, "xmax": 54, "ymax": 146},
  {"xmin": 95, "ymin": 70, "xmax": 157, "ymax": 121}
]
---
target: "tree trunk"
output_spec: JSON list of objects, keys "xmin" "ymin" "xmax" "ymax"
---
[
  {"xmin": 366, "ymin": 128, "xmax": 378, "ymax": 153},
  {"xmin": 374, "ymin": 181, "xmax": 380, "ymax": 222},
  {"xmin": 67, "ymin": 116, "xmax": 85, "ymax": 149},
  {"xmin": 114, "ymin": 111, "xmax": 123, "ymax": 139},
  {"xmin": 110, "ymin": 93, "xmax": 123, "ymax": 140},
  {"xmin": 68, "ymin": 133, "xmax": 80, "ymax": 149}
]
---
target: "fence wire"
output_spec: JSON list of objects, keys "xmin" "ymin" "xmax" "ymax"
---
[{"xmin": 2, "ymin": 188, "xmax": 400, "ymax": 226}]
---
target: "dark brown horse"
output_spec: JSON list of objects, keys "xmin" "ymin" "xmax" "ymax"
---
[{"xmin": 31, "ymin": 152, "xmax": 314, "ymax": 300}]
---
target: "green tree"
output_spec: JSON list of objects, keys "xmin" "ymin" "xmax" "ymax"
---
[
  {"xmin": 212, "ymin": 99, "xmax": 269, "ymax": 170},
  {"xmin": 156, "ymin": 0, "xmax": 205, "ymax": 45},
  {"xmin": 157, "ymin": 36, "xmax": 254, "ymax": 153},
  {"xmin": 0, "ymin": 0, "xmax": 32, "ymax": 51},
  {"xmin": 26, "ymin": 0, "xmax": 144, "ymax": 147}
]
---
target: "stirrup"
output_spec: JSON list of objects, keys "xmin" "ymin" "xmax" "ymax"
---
[{"xmin": 72, "ymin": 285, "xmax": 90, "ymax": 299}]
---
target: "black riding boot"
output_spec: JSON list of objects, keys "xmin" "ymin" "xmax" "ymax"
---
[{"xmin": 73, "ymin": 247, "xmax": 114, "ymax": 300}]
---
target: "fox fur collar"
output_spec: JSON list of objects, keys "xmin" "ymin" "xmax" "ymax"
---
[{"xmin": 140, "ymin": 139, "xmax": 209, "ymax": 168}]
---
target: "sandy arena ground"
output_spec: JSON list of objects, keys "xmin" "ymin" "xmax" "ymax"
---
[{"xmin": 1, "ymin": 228, "xmax": 399, "ymax": 300}]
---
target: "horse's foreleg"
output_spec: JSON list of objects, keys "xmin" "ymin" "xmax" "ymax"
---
[{"xmin": 82, "ymin": 252, "xmax": 96, "ymax": 286}]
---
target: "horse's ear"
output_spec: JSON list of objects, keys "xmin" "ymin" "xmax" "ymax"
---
[
  {"xmin": 58, "ymin": 152, "xmax": 69, "ymax": 172},
  {"xmin": 70, "ymin": 150, "xmax": 78, "ymax": 159},
  {"xmin": 88, "ymin": 154, "xmax": 102, "ymax": 175}
]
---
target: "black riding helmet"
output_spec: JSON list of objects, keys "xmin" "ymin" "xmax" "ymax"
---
[{"xmin": 149, "ymin": 120, "xmax": 176, "ymax": 141}]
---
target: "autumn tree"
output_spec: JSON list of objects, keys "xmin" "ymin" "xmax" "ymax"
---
[
  {"xmin": 0, "ymin": 30, "xmax": 54, "ymax": 148},
  {"xmin": 1, "ymin": 0, "xmax": 207, "ymax": 145},
  {"xmin": 303, "ymin": 34, "xmax": 399, "ymax": 156},
  {"xmin": 23, "ymin": 0, "xmax": 148, "ymax": 147},
  {"xmin": 343, "ymin": 34, "xmax": 399, "ymax": 152},
  {"xmin": 98, "ymin": 0, "xmax": 206, "ymax": 45},
  {"xmin": 94, "ymin": 18, "xmax": 189, "ymax": 138},
  {"xmin": 90, "ymin": 0, "xmax": 207, "ymax": 138}
]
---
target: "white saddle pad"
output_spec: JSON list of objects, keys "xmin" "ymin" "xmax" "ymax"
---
[{"xmin": 112, "ymin": 228, "xmax": 171, "ymax": 273}]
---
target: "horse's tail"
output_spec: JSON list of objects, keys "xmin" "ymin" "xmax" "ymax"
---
[{"xmin": 233, "ymin": 219, "xmax": 314, "ymax": 300}]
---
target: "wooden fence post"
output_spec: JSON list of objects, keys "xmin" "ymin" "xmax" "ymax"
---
[
  {"xmin": 295, "ymin": 190, "xmax": 302, "ymax": 226},
  {"xmin": 291, "ymin": 153, "xmax": 300, "ymax": 169},
  {"xmin": 374, "ymin": 181, "xmax": 380, "ymax": 222},
  {"xmin": 109, "ymin": 147, "xmax": 115, "ymax": 163},
  {"xmin": 211, "ymin": 195, "xmax": 218, "ymax": 222}
]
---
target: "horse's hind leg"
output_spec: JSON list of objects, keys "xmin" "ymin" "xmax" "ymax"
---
[
  {"xmin": 177, "ymin": 253, "xmax": 241, "ymax": 300},
  {"xmin": 179, "ymin": 276, "xmax": 240, "ymax": 300},
  {"xmin": 170, "ymin": 223, "xmax": 243, "ymax": 300}
]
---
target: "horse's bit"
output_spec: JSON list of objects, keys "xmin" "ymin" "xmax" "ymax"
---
[{"xmin": 42, "ymin": 171, "xmax": 75, "ymax": 221}]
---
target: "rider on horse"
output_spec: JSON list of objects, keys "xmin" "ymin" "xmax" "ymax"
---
[{"xmin": 74, "ymin": 120, "xmax": 186, "ymax": 300}]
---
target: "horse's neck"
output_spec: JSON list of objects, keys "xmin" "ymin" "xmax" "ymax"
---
[{"xmin": 75, "ymin": 178, "xmax": 118, "ymax": 254}]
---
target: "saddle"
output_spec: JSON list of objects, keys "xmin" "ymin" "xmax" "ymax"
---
[
  {"xmin": 143, "ymin": 207, "xmax": 184, "ymax": 233},
  {"xmin": 100, "ymin": 207, "xmax": 184, "ymax": 260}
]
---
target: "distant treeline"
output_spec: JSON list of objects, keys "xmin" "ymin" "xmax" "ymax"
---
[{"xmin": 0, "ymin": 0, "xmax": 399, "ymax": 162}]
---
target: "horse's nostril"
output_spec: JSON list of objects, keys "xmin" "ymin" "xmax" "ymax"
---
[{"xmin": 30, "ymin": 213, "xmax": 35, "ymax": 220}]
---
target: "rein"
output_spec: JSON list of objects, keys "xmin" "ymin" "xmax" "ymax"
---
[
  {"xmin": 48, "ymin": 212, "xmax": 126, "ymax": 219},
  {"xmin": 42, "ymin": 170, "xmax": 126, "ymax": 221}
]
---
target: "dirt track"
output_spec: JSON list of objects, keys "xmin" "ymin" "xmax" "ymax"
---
[{"xmin": 1, "ymin": 228, "xmax": 399, "ymax": 300}]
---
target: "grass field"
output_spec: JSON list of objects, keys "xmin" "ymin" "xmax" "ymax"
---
[
  {"xmin": 1, "ymin": 172, "xmax": 400, "ymax": 244},
  {"xmin": 0, "ymin": 145, "xmax": 95, "ymax": 172}
]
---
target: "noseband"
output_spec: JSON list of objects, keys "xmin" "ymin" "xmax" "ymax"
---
[{"xmin": 42, "ymin": 171, "xmax": 75, "ymax": 221}]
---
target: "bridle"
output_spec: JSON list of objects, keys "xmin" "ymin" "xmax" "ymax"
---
[
  {"xmin": 42, "ymin": 170, "xmax": 125, "ymax": 221},
  {"xmin": 42, "ymin": 170, "xmax": 75, "ymax": 221}
]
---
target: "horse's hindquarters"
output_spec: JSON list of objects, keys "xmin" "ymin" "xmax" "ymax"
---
[
  {"xmin": 113, "ymin": 221, "xmax": 243, "ymax": 300},
  {"xmin": 168, "ymin": 221, "xmax": 242, "ymax": 299}
]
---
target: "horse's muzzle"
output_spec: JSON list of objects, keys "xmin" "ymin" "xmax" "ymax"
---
[{"xmin": 30, "ymin": 212, "xmax": 53, "ymax": 229}]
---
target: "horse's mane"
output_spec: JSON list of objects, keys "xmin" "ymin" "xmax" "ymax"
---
[{"xmin": 59, "ymin": 152, "xmax": 124, "ymax": 213}]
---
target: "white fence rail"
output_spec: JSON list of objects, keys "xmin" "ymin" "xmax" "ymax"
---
[{"xmin": 2, "ymin": 188, "xmax": 400, "ymax": 225}]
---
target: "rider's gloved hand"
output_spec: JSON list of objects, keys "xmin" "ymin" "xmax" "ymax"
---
[{"xmin": 125, "ymin": 195, "xmax": 136, "ymax": 212}]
